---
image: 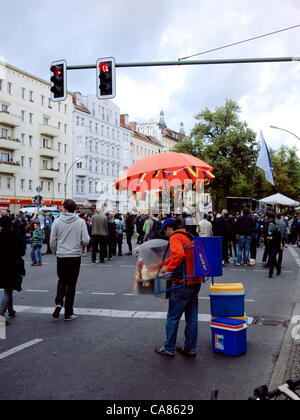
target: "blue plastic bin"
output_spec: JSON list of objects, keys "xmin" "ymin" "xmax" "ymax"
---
[{"xmin": 210, "ymin": 317, "xmax": 247, "ymax": 357}]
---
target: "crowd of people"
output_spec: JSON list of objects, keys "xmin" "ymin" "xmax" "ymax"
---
[
  {"xmin": 1, "ymin": 203, "xmax": 300, "ymax": 325},
  {"xmin": 2, "ymin": 207, "xmax": 300, "ymax": 271}
]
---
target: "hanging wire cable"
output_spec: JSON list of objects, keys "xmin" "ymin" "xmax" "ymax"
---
[{"xmin": 178, "ymin": 24, "xmax": 300, "ymax": 61}]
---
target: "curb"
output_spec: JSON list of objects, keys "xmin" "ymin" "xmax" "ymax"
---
[
  {"xmin": 268, "ymin": 303, "xmax": 299, "ymax": 390},
  {"xmin": 269, "ymin": 246, "xmax": 300, "ymax": 389}
]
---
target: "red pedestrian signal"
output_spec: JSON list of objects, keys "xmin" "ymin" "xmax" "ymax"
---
[
  {"xmin": 96, "ymin": 57, "xmax": 116, "ymax": 99},
  {"xmin": 50, "ymin": 59, "xmax": 67, "ymax": 101}
]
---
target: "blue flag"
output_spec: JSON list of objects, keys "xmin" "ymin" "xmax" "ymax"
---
[{"xmin": 256, "ymin": 130, "xmax": 274, "ymax": 185}]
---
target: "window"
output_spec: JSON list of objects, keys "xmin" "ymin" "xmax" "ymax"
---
[
  {"xmin": 20, "ymin": 179, "xmax": 25, "ymax": 190},
  {"xmin": 57, "ymin": 183, "xmax": 61, "ymax": 193},
  {"xmin": 0, "ymin": 79, "xmax": 2, "ymax": 91},
  {"xmin": 1, "ymin": 128, "xmax": 8, "ymax": 138},
  {"xmin": 29, "ymin": 135, "xmax": 33, "ymax": 147},
  {"xmin": 29, "ymin": 113, "xmax": 33, "ymax": 124},
  {"xmin": 21, "ymin": 87, "xmax": 26, "ymax": 99},
  {"xmin": 80, "ymin": 179, "xmax": 84, "ymax": 193},
  {"xmin": 43, "ymin": 116, "xmax": 48, "ymax": 125},
  {"xmin": 6, "ymin": 178, "xmax": 11, "ymax": 189},
  {"xmin": 41, "ymin": 181, "xmax": 44, "ymax": 191},
  {"xmin": 1, "ymin": 152, "xmax": 9, "ymax": 162},
  {"xmin": 1, "ymin": 104, "xmax": 7, "ymax": 112},
  {"xmin": 21, "ymin": 110, "xmax": 25, "ymax": 121},
  {"xmin": 20, "ymin": 156, "xmax": 25, "ymax": 167},
  {"xmin": 42, "ymin": 160, "xmax": 48, "ymax": 170},
  {"xmin": 21, "ymin": 133, "xmax": 25, "ymax": 145},
  {"xmin": 7, "ymin": 82, "xmax": 12, "ymax": 95},
  {"xmin": 41, "ymin": 95, "xmax": 45, "ymax": 106},
  {"xmin": 47, "ymin": 181, "xmax": 51, "ymax": 192},
  {"xmin": 29, "ymin": 157, "xmax": 33, "ymax": 168},
  {"xmin": 29, "ymin": 180, "xmax": 33, "ymax": 190},
  {"xmin": 76, "ymin": 179, "xmax": 79, "ymax": 193},
  {"xmin": 29, "ymin": 90, "xmax": 33, "ymax": 102},
  {"xmin": 89, "ymin": 181, "xmax": 92, "ymax": 193},
  {"xmin": 43, "ymin": 138, "xmax": 50, "ymax": 148}
]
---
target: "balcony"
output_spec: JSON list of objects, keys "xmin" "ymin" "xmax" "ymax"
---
[
  {"xmin": 0, "ymin": 161, "xmax": 20, "ymax": 174},
  {"xmin": 39, "ymin": 124, "xmax": 60, "ymax": 137},
  {"xmin": 76, "ymin": 167, "xmax": 89, "ymax": 177},
  {"xmin": 0, "ymin": 111, "xmax": 22, "ymax": 127},
  {"xmin": 39, "ymin": 168, "xmax": 60, "ymax": 179},
  {"xmin": 39, "ymin": 146, "xmax": 59, "ymax": 158},
  {"xmin": 0, "ymin": 137, "xmax": 21, "ymax": 151}
]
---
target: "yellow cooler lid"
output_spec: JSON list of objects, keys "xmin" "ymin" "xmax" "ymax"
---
[{"xmin": 210, "ymin": 283, "xmax": 244, "ymax": 292}]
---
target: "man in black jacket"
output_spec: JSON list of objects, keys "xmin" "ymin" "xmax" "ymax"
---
[
  {"xmin": 235, "ymin": 207, "xmax": 255, "ymax": 266},
  {"xmin": 213, "ymin": 209, "xmax": 231, "ymax": 264}
]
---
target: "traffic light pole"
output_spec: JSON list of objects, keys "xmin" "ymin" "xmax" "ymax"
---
[{"xmin": 66, "ymin": 55, "xmax": 300, "ymax": 70}]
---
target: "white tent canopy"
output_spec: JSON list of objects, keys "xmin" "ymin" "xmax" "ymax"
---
[{"xmin": 259, "ymin": 193, "xmax": 299, "ymax": 207}]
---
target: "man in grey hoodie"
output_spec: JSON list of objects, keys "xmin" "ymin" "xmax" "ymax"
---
[{"xmin": 50, "ymin": 199, "xmax": 90, "ymax": 321}]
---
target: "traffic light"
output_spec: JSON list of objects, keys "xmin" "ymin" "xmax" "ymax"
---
[
  {"xmin": 33, "ymin": 195, "xmax": 42, "ymax": 205},
  {"xmin": 50, "ymin": 59, "xmax": 67, "ymax": 101},
  {"xmin": 96, "ymin": 57, "xmax": 116, "ymax": 99}
]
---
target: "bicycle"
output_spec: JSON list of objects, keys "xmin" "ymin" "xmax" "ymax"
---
[{"xmin": 211, "ymin": 378, "xmax": 300, "ymax": 400}]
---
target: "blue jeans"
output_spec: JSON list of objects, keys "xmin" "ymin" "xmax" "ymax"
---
[
  {"xmin": 164, "ymin": 284, "xmax": 201, "ymax": 355},
  {"xmin": 31, "ymin": 246, "xmax": 42, "ymax": 264},
  {"xmin": 237, "ymin": 235, "xmax": 252, "ymax": 264}
]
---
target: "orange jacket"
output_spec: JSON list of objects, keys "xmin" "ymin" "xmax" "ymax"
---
[{"xmin": 164, "ymin": 229, "xmax": 203, "ymax": 285}]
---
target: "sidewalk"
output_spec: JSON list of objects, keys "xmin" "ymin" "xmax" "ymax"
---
[{"xmin": 269, "ymin": 245, "xmax": 300, "ymax": 390}]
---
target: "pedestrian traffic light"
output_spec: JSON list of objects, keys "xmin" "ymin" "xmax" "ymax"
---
[
  {"xmin": 50, "ymin": 59, "xmax": 67, "ymax": 101},
  {"xmin": 96, "ymin": 57, "xmax": 116, "ymax": 99}
]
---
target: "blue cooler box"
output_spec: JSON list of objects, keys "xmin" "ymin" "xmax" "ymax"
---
[
  {"xmin": 210, "ymin": 317, "xmax": 247, "ymax": 357},
  {"xmin": 209, "ymin": 283, "xmax": 245, "ymax": 317}
]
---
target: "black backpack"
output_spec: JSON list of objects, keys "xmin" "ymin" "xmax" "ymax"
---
[{"xmin": 149, "ymin": 219, "xmax": 163, "ymax": 239}]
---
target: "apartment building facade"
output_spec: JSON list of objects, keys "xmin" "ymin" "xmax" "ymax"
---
[
  {"xmin": 72, "ymin": 93, "xmax": 132, "ymax": 211},
  {"xmin": 136, "ymin": 110, "xmax": 185, "ymax": 152},
  {"xmin": 0, "ymin": 61, "xmax": 73, "ymax": 213}
]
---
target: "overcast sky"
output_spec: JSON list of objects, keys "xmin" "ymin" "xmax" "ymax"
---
[{"xmin": 1, "ymin": 0, "xmax": 300, "ymax": 153}]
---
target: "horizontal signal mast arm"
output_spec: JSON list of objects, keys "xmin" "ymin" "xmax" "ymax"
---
[{"xmin": 66, "ymin": 56, "xmax": 300, "ymax": 70}]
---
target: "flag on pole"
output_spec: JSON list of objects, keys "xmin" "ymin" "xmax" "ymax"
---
[{"xmin": 256, "ymin": 130, "xmax": 274, "ymax": 185}]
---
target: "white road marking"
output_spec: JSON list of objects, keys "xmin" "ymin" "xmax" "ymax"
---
[
  {"xmin": 92, "ymin": 292, "xmax": 116, "ymax": 296},
  {"xmin": 0, "ymin": 338, "xmax": 43, "ymax": 360},
  {"xmin": 13, "ymin": 305, "xmax": 253, "ymax": 324},
  {"xmin": 26, "ymin": 290, "xmax": 49, "ymax": 293},
  {"xmin": 288, "ymin": 246, "xmax": 300, "ymax": 266}
]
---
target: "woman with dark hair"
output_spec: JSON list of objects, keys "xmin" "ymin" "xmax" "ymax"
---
[
  {"xmin": 267, "ymin": 220, "xmax": 282, "ymax": 278},
  {"xmin": 0, "ymin": 216, "xmax": 26, "ymax": 322}
]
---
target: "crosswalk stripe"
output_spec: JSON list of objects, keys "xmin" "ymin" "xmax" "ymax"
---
[{"xmin": 13, "ymin": 305, "xmax": 253, "ymax": 324}]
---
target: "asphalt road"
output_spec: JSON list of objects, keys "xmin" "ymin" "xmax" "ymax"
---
[{"xmin": 0, "ymin": 239, "xmax": 299, "ymax": 401}]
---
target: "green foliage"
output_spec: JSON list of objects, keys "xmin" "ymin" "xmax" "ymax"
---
[
  {"xmin": 174, "ymin": 99, "xmax": 257, "ymax": 209},
  {"xmin": 173, "ymin": 99, "xmax": 300, "ymax": 208}
]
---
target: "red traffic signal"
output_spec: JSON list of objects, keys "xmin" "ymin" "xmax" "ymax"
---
[
  {"xmin": 96, "ymin": 57, "xmax": 116, "ymax": 99},
  {"xmin": 50, "ymin": 59, "xmax": 67, "ymax": 101}
]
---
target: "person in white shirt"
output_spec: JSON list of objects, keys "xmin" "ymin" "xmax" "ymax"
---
[{"xmin": 198, "ymin": 214, "xmax": 213, "ymax": 237}]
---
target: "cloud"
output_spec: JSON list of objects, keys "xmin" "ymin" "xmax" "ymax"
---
[{"xmin": 1, "ymin": 0, "xmax": 300, "ymax": 149}]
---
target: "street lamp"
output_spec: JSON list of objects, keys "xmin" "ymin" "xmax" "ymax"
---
[
  {"xmin": 270, "ymin": 125, "xmax": 300, "ymax": 141},
  {"xmin": 64, "ymin": 155, "xmax": 88, "ymax": 200}
]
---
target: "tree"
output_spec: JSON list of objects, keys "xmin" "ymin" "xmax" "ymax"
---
[
  {"xmin": 253, "ymin": 146, "xmax": 300, "ymax": 201},
  {"xmin": 174, "ymin": 99, "xmax": 257, "ymax": 210}
]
